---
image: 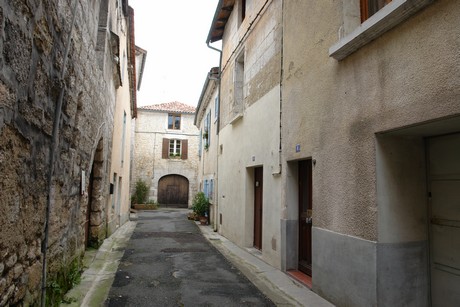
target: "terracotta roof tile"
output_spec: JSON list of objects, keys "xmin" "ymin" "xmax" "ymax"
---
[{"xmin": 139, "ymin": 101, "xmax": 196, "ymax": 114}]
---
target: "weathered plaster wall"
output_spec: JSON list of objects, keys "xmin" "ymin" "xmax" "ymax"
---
[
  {"xmin": 0, "ymin": 0, "xmax": 122, "ymax": 304},
  {"xmin": 107, "ymin": 8, "xmax": 133, "ymax": 236},
  {"xmin": 133, "ymin": 110, "xmax": 199, "ymax": 207},
  {"xmin": 218, "ymin": 86, "xmax": 282, "ymax": 268},
  {"xmin": 282, "ymin": 0, "xmax": 460, "ymax": 241}
]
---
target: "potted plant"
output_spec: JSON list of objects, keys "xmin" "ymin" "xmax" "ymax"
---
[
  {"xmin": 131, "ymin": 180, "xmax": 149, "ymax": 206},
  {"xmin": 191, "ymin": 192, "xmax": 210, "ymax": 225}
]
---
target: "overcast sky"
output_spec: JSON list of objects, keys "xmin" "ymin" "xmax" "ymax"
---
[{"xmin": 129, "ymin": 0, "xmax": 221, "ymax": 108}]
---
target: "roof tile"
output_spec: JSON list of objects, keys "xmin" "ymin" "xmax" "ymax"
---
[{"xmin": 139, "ymin": 101, "xmax": 196, "ymax": 114}]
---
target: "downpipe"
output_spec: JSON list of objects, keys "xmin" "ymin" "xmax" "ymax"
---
[{"xmin": 206, "ymin": 40, "xmax": 221, "ymax": 232}]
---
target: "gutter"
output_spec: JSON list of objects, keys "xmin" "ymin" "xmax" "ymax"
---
[
  {"xmin": 206, "ymin": 41, "xmax": 222, "ymax": 134},
  {"xmin": 42, "ymin": 0, "xmax": 79, "ymax": 305}
]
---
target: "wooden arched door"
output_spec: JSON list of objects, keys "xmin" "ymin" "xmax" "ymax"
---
[{"xmin": 158, "ymin": 175, "xmax": 189, "ymax": 208}]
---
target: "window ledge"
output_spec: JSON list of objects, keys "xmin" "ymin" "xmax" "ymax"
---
[
  {"xmin": 329, "ymin": 0, "xmax": 434, "ymax": 61},
  {"xmin": 229, "ymin": 112, "xmax": 243, "ymax": 125}
]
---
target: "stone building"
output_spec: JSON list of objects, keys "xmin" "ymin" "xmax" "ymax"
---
[
  {"xmin": 204, "ymin": 0, "xmax": 460, "ymax": 306},
  {"xmin": 195, "ymin": 67, "xmax": 220, "ymax": 229},
  {"xmin": 0, "ymin": 0, "xmax": 142, "ymax": 305},
  {"xmin": 132, "ymin": 102, "xmax": 199, "ymax": 208}
]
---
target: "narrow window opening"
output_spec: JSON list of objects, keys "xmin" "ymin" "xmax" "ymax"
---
[{"xmin": 168, "ymin": 113, "xmax": 181, "ymax": 130}]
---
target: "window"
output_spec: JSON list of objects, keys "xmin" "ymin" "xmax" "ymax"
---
[
  {"xmin": 198, "ymin": 130, "xmax": 202, "ymax": 158},
  {"xmin": 329, "ymin": 0, "xmax": 433, "ymax": 60},
  {"xmin": 238, "ymin": 0, "xmax": 246, "ymax": 27},
  {"xmin": 168, "ymin": 113, "xmax": 181, "ymax": 130},
  {"xmin": 203, "ymin": 111, "xmax": 211, "ymax": 149},
  {"xmin": 360, "ymin": 0, "xmax": 392, "ymax": 22},
  {"xmin": 204, "ymin": 180, "xmax": 209, "ymax": 198},
  {"xmin": 121, "ymin": 111, "xmax": 126, "ymax": 166},
  {"xmin": 162, "ymin": 138, "xmax": 188, "ymax": 160},
  {"xmin": 206, "ymin": 111, "xmax": 211, "ymax": 146},
  {"xmin": 214, "ymin": 95, "xmax": 219, "ymax": 122},
  {"xmin": 231, "ymin": 51, "xmax": 245, "ymax": 123},
  {"xmin": 169, "ymin": 139, "xmax": 181, "ymax": 157},
  {"xmin": 209, "ymin": 179, "xmax": 214, "ymax": 200}
]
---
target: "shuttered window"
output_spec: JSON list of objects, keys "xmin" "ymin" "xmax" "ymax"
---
[
  {"xmin": 361, "ymin": 0, "xmax": 392, "ymax": 22},
  {"xmin": 181, "ymin": 139, "xmax": 188, "ymax": 160},
  {"xmin": 162, "ymin": 138, "xmax": 188, "ymax": 160},
  {"xmin": 204, "ymin": 180, "xmax": 209, "ymax": 198},
  {"xmin": 162, "ymin": 138, "xmax": 169, "ymax": 159},
  {"xmin": 209, "ymin": 179, "xmax": 214, "ymax": 200}
]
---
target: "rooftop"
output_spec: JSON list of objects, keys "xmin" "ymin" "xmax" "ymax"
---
[
  {"xmin": 207, "ymin": 0, "xmax": 235, "ymax": 43},
  {"xmin": 139, "ymin": 101, "xmax": 196, "ymax": 114}
]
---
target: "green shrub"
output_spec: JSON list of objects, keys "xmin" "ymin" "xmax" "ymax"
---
[
  {"xmin": 46, "ymin": 257, "xmax": 82, "ymax": 306},
  {"xmin": 132, "ymin": 180, "xmax": 149, "ymax": 204},
  {"xmin": 191, "ymin": 192, "xmax": 209, "ymax": 217}
]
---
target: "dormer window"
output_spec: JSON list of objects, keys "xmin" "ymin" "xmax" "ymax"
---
[{"xmin": 168, "ymin": 113, "xmax": 181, "ymax": 130}]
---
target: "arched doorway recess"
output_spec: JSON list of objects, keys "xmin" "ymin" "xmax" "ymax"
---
[{"xmin": 158, "ymin": 175, "xmax": 189, "ymax": 208}]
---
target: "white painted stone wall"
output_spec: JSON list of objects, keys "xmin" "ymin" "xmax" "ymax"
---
[{"xmin": 216, "ymin": 0, "xmax": 283, "ymax": 269}]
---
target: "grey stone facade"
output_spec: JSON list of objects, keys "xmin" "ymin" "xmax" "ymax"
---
[
  {"xmin": 132, "ymin": 102, "xmax": 199, "ymax": 208},
  {"xmin": 0, "ymin": 0, "xmax": 135, "ymax": 304}
]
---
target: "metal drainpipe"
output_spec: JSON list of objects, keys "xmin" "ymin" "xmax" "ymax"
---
[
  {"xmin": 276, "ymin": 0, "xmax": 284, "ymax": 176},
  {"xmin": 41, "ymin": 0, "xmax": 78, "ymax": 305},
  {"xmin": 206, "ymin": 41, "xmax": 221, "ymax": 232}
]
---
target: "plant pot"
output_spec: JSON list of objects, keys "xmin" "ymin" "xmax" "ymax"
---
[{"xmin": 199, "ymin": 216, "xmax": 208, "ymax": 225}]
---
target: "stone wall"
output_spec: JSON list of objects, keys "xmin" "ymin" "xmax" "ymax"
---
[{"xmin": 0, "ymin": 0, "xmax": 121, "ymax": 304}]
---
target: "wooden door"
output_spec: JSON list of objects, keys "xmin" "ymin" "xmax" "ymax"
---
[
  {"xmin": 158, "ymin": 175, "xmax": 189, "ymax": 207},
  {"xmin": 298, "ymin": 160, "xmax": 312, "ymax": 276},
  {"xmin": 254, "ymin": 167, "xmax": 263, "ymax": 250},
  {"xmin": 428, "ymin": 133, "xmax": 460, "ymax": 305}
]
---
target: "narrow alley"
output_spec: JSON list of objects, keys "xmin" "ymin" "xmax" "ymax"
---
[
  {"xmin": 1, "ymin": 0, "xmax": 459, "ymax": 305},
  {"xmin": 63, "ymin": 209, "xmax": 331, "ymax": 306},
  {"xmin": 104, "ymin": 209, "xmax": 274, "ymax": 306}
]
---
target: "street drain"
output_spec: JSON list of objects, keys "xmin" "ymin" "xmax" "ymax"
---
[
  {"xmin": 131, "ymin": 232, "xmax": 205, "ymax": 243},
  {"xmin": 161, "ymin": 248, "xmax": 207, "ymax": 253}
]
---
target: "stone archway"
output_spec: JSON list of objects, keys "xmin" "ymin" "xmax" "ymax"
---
[
  {"xmin": 158, "ymin": 175, "xmax": 189, "ymax": 208},
  {"xmin": 87, "ymin": 138, "xmax": 106, "ymax": 247}
]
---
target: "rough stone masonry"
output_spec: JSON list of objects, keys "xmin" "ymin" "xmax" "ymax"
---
[{"xmin": 0, "ymin": 0, "xmax": 119, "ymax": 305}]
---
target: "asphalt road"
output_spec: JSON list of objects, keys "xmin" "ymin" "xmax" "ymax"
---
[{"xmin": 105, "ymin": 209, "xmax": 275, "ymax": 306}]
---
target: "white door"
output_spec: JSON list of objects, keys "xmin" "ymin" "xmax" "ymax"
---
[{"xmin": 428, "ymin": 133, "xmax": 460, "ymax": 306}]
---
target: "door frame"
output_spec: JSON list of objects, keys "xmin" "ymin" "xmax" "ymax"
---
[
  {"xmin": 158, "ymin": 174, "xmax": 189, "ymax": 207},
  {"xmin": 426, "ymin": 132, "xmax": 460, "ymax": 305},
  {"xmin": 298, "ymin": 159, "xmax": 313, "ymax": 276},
  {"xmin": 253, "ymin": 167, "xmax": 263, "ymax": 250}
]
